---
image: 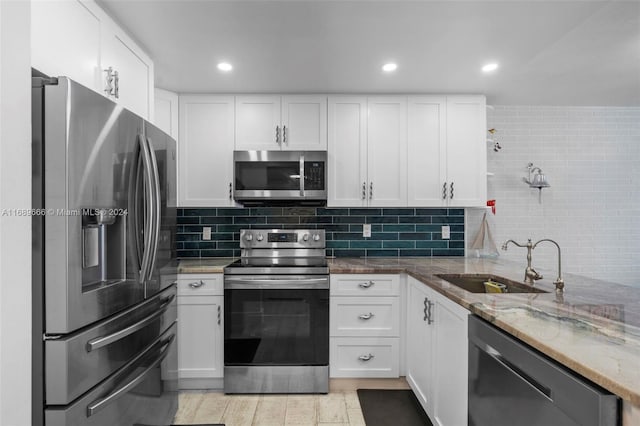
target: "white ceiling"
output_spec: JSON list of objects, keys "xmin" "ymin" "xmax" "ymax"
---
[{"xmin": 98, "ymin": 0, "xmax": 640, "ymax": 106}]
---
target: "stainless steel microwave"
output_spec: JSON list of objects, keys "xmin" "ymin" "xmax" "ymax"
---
[{"xmin": 233, "ymin": 150, "xmax": 327, "ymax": 204}]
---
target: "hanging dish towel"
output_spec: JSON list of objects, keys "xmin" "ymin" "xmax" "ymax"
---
[{"xmin": 470, "ymin": 212, "xmax": 499, "ymax": 258}]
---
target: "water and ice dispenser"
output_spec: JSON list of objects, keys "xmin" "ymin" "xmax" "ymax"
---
[{"xmin": 82, "ymin": 208, "xmax": 126, "ymax": 287}]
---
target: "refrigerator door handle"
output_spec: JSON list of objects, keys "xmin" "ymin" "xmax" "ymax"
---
[
  {"xmin": 86, "ymin": 332, "xmax": 175, "ymax": 417},
  {"xmin": 145, "ymin": 136, "xmax": 162, "ymax": 280},
  {"xmin": 138, "ymin": 134, "xmax": 155, "ymax": 283},
  {"xmin": 85, "ymin": 294, "xmax": 175, "ymax": 352}
]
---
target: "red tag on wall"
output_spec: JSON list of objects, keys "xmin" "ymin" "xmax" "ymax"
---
[{"xmin": 487, "ymin": 199, "xmax": 496, "ymax": 215}]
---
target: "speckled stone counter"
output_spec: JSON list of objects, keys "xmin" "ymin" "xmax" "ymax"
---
[
  {"xmin": 177, "ymin": 257, "xmax": 236, "ymax": 274},
  {"xmin": 329, "ymin": 257, "xmax": 640, "ymax": 408}
]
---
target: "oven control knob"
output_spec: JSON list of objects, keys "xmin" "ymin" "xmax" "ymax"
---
[
  {"xmin": 245, "ymin": 234, "xmax": 253, "ymax": 241},
  {"xmin": 312, "ymin": 234, "xmax": 321, "ymax": 241},
  {"xmin": 256, "ymin": 234, "xmax": 264, "ymax": 241},
  {"xmin": 302, "ymin": 233, "xmax": 309, "ymax": 241}
]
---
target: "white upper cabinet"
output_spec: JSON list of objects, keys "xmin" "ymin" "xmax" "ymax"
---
[
  {"xmin": 367, "ymin": 97, "xmax": 408, "ymax": 207},
  {"xmin": 235, "ymin": 95, "xmax": 327, "ymax": 151},
  {"xmin": 154, "ymin": 88, "xmax": 179, "ymax": 140},
  {"xmin": 407, "ymin": 96, "xmax": 447, "ymax": 206},
  {"xmin": 31, "ymin": 0, "xmax": 154, "ymax": 120},
  {"xmin": 327, "ymin": 96, "xmax": 407, "ymax": 207},
  {"xmin": 100, "ymin": 20, "xmax": 153, "ymax": 119},
  {"xmin": 445, "ymin": 95, "xmax": 487, "ymax": 207},
  {"xmin": 235, "ymin": 96, "xmax": 281, "ymax": 150},
  {"xmin": 31, "ymin": 0, "xmax": 101, "ymax": 91},
  {"xmin": 179, "ymin": 95, "xmax": 235, "ymax": 207},
  {"xmin": 407, "ymin": 95, "xmax": 486, "ymax": 207},
  {"xmin": 327, "ymin": 97, "xmax": 368, "ymax": 206},
  {"xmin": 281, "ymin": 96, "xmax": 327, "ymax": 150}
]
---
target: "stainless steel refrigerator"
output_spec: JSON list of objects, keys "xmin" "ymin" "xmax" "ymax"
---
[{"xmin": 32, "ymin": 74, "xmax": 178, "ymax": 426}]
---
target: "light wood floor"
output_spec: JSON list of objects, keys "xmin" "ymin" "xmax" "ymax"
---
[{"xmin": 173, "ymin": 378, "xmax": 410, "ymax": 426}]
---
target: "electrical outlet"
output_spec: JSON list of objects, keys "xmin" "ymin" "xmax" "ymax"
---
[
  {"xmin": 363, "ymin": 224, "xmax": 372, "ymax": 238},
  {"xmin": 441, "ymin": 225, "xmax": 450, "ymax": 240},
  {"xmin": 202, "ymin": 226, "xmax": 212, "ymax": 240}
]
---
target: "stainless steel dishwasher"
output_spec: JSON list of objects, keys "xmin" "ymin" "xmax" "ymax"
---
[{"xmin": 468, "ymin": 315, "xmax": 620, "ymax": 426}]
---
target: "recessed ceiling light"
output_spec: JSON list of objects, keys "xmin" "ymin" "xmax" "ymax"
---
[
  {"xmin": 482, "ymin": 63, "xmax": 499, "ymax": 72},
  {"xmin": 217, "ymin": 62, "xmax": 233, "ymax": 72},
  {"xmin": 382, "ymin": 63, "xmax": 398, "ymax": 72}
]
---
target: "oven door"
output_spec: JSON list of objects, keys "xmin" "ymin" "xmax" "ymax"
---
[{"xmin": 224, "ymin": 275, "xmax": 329, "ymax": 366}]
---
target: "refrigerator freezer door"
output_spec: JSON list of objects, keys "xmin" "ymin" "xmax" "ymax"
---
[
  {"xmin": 45, "ymin": 285, "xmax": 176, "ymax": 405},
  {"xmin": 42, "ymin": 77, "xmax": 146, "ymax": 334},
  {"xmin": 45, "ymin": 322, "xmax": 178, "ymax": 426}
]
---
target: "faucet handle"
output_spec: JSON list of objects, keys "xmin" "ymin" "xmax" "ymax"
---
[
  {"xmin": 554, "ymin": 278, "xmax": 565, "ymax": 292},
  {"xmin": 532, "ymin": 268, "xmax": 543, "ymax": 280}
]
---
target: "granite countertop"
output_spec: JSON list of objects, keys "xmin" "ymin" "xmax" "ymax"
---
[
  {"xmin": 330, "ymin": 257, "xmax": 640, "ymax": 405},
  {"xmin": 178, "ymin": 256, "xmax": 640, "ymax": 405},
  {"xmin": 177, "ymin": 257, "xmax": 237, "ymax": 274}
]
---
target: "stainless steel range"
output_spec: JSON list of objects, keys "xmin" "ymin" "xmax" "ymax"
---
[{"xmin": 223, "ymin": 229, "xmax": 329, "ymax": 394}]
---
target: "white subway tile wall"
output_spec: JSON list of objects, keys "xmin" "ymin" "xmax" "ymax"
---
[{"xmin": 467, "ymin": 106, "xmax": 640, "ymax": 287}]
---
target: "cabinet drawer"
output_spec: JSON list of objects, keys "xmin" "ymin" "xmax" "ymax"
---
[
  {"xmin": 330, "ymin": 337, "xmax": 399, "ymax": 378},
  {"xmin": 330, "ymin": 274, "xmax": 400, "ymax": 296},
  {"xmin": 330, "ymin": 297, "xmax": 399, "ymax": 337},
  {"xmin": 177, "ymin": 275, "xmax": 223, "ymax": 296}
]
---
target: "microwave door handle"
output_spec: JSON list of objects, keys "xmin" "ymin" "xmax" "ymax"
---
[
  {"xmin": 299, "ymin": 153, "xmax": 305, "ymax": 196},
  {"xmin": 145, "ymin": 137, "xmax": 162, "ymax": 279},
  {"xmin": 138, "ymin": 135, "xmax": 154, "ymax": 284}
]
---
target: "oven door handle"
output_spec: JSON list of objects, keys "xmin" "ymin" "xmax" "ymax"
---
[{"xmin": 224, "ymin": 277, "xmax": 329, "ymax": 290}]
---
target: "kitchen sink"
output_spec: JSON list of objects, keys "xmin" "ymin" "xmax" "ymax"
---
[{"xmin": 435, "ymin": 274, "xmax": 549, "ymax": 294}]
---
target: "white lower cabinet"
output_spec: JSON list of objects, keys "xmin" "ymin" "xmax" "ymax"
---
[
  {"xmin": 406, "ymin": 276, "xmax": 469, "ymax": 426},
  {"xmin": 177, "ymin": 274, "xmax": 224, "ymax": 389},
  {"xmin": 330, "ymin": 274, "xmax": 401, "ymax": 378},
  {"xmin": 330, "ymin": 337, "xmax": 400, "ymax": 378}
]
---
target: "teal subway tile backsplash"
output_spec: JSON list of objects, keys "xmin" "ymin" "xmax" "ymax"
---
[{"xmin": 176, "ymin": 207, "xmax": 465, "ymax": 258}]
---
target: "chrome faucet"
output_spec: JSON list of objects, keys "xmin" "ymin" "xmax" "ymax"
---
[
  {"xmin": 532, "ymin": 239, "xmax": 564, "ymax": 292},
  {"xmin": 501, "ymin": 239, "xmax": 543, "ymax": 285}
]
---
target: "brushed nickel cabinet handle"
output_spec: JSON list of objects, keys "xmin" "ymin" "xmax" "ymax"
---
[
  {"xmin": 276, "ymin": 125, "xmax": 280, "ymax": 144},
  {"xmin": 229, "ymin": 182, "xmax": 233, "ymax": 200},
  {"xmin": 442, "ymin": 182, "xmax": 447, "ymax": 200},
  {"xmin": 283, "ymin": 125, "xmax": 287, "ymax": 145},
  {"xmin": 369, "ymin": 182, "xmax": 373, "ymax": 200},
  {"xmin": 362, "ymin": 182, "xmax": 367, "ymax": 200},
  {"xmin": 358, "ymin": 280, "xmax": 375, "ymax": 289},
  {"xmin": 113, "ymin": 70, "xmax": 119, "ymax": 99},
  {"xmin": 189, "ymin": 280, "xmax": 204, "ymax": 289},
  {"xmin": 423, "ymin": 297, "xmax": 428, "ymax": 322},
  {"xmin": 450, "ymin": 182, "xmax": 454, "ymax": 199},
  {"xmin": 217, "ymin": 305, "xmax": 221, "ymax": 326},
  {"xmin": 358, "ymin": 312, "xmax": 375, "ymax": 320},
  {"xmin": 358, "ymin": 353, "xmax": 375, "ymax": 361},
  {"xmin": 427, "ymin": 299, "xmax": 434, "ymax": 325}
]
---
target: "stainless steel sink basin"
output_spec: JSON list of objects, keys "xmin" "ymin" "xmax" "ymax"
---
[{"xmin": 435, "ymin": 274, "xmax": 549, "ymax": 294}]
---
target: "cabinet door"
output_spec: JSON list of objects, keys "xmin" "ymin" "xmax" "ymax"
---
[
  {"xmin": 281, "ymin": 95, "xmax": 327, "ymax": 150},
  {"xmin": 31, "ymin": 0, "xmax": 101, "ymax": 91},
  {"xmin": 235, "ymin": 95, "xmax": 281, "ymax": 150},
  {"xmin": 405, "ymin": 278, "xmax": 434, "ymax": 414},
  {"xmin": 177, "ymin": 295, "xmax": 223, "ymax": 380},
  {"xmin": 154, "ymin": 88, "xmax": 179, "ymax": 140},
  {"xmin": 432, "ymin": 293, "xmax": 469, "ymax": 426},
  {"xmin": 179, "ymin": 96, "xmax": 235, "ymax": 206},
  {"xmin": 408, "ymin": 96, "xmax": 447, "ymax": 206},
  {"xmin": 445, "ymin": 95, "xmax": 487, "ymax": 207},
  {"xmin": 367, "ymin": 97, "xmax": 408, "ymax": 207},
  {"xmin": 327, "ymin": 97, "xmax": 368, "ymax": 207},
  {"xmin": 100, "ymin": 23, "xmax": 153, "ymax": 119}
]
